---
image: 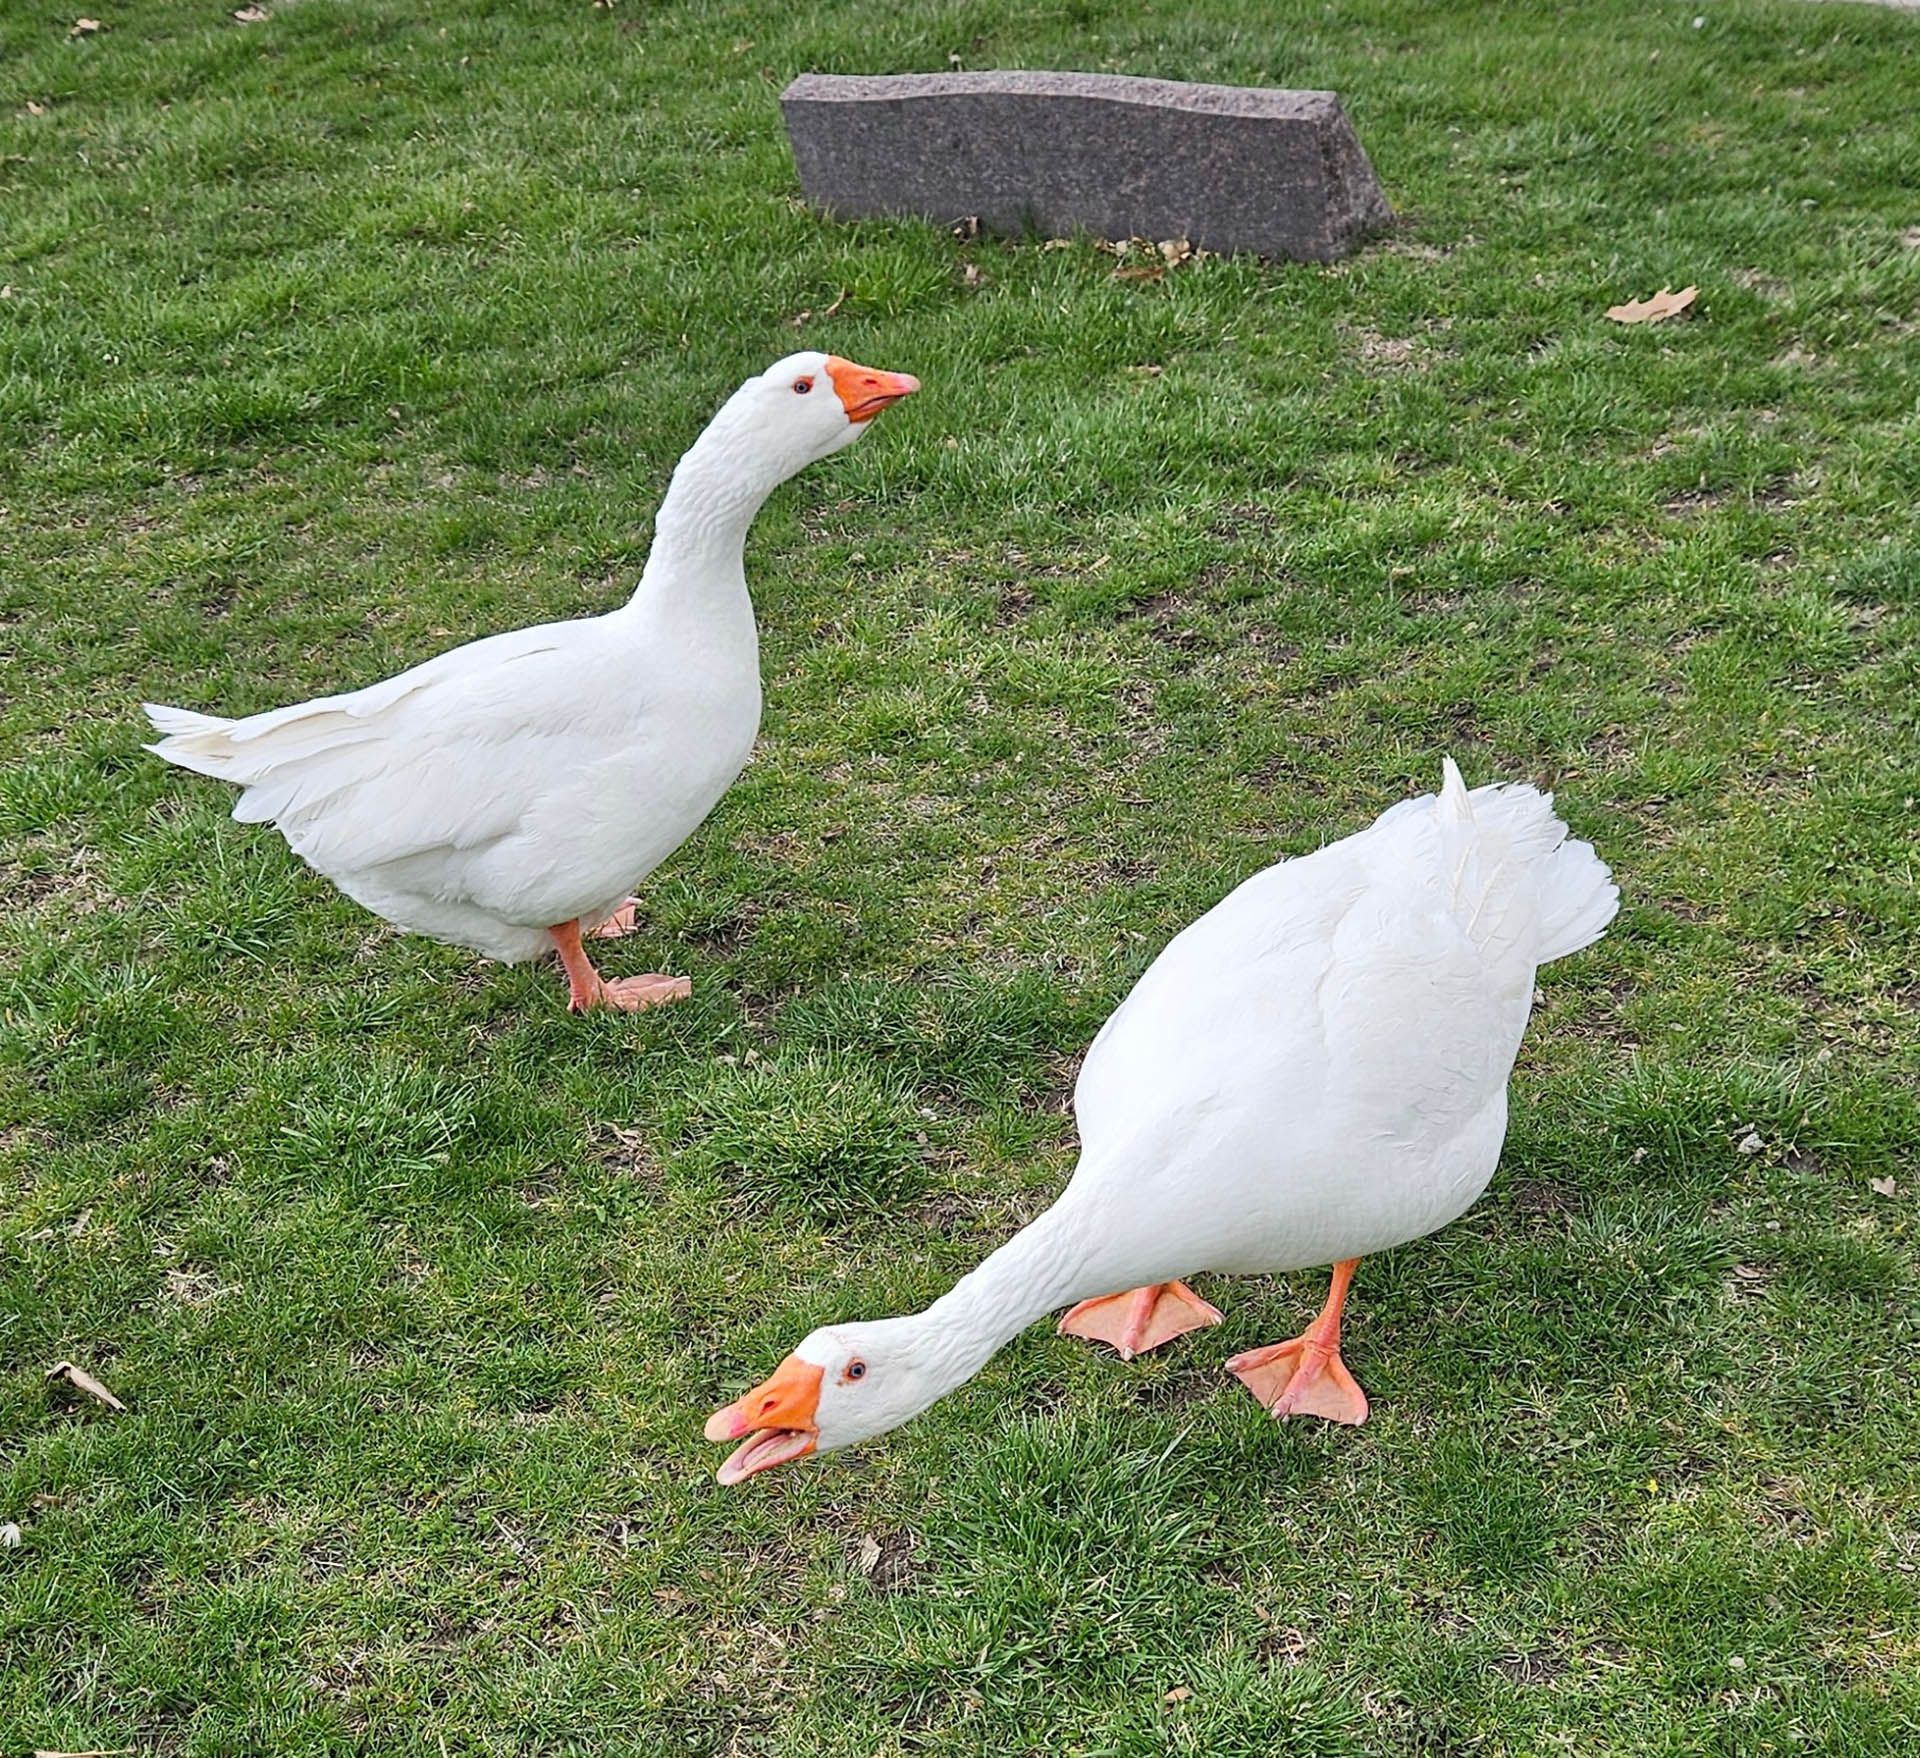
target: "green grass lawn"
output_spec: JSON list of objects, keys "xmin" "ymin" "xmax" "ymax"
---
[{"xmin": 3, "ymin": 0, "xmax": 1918, "ymax": 1751}]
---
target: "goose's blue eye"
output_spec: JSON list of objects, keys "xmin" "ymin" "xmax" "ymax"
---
[
  {"xmin": 846, "ymin": 1359, "xmax": 866, "ymax": 1380},
  {"xmin": 793, "ymin": 377, "xmax": 814, "ymax": 394}
]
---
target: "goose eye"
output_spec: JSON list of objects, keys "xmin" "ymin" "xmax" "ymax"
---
[
  {"xmin": 844, "ymin": 1359, "xmax": 867, "ymax": 1382},
  {"xmin": 793, "ymin": 376, "xmax": 814, "ymax": 394}
]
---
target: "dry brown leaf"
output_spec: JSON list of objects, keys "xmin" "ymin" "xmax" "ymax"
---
[
  {"xmin": 1164, "ymin": 1686, "xmax": 1193, "ymax": 1704},
  {"xmin": 959, "ymin": 263, "xmax": 987, "ymax": 289},
  {"xmin": 1158, "ymin": 237, "xmax": 1193, "ymax": 265},
  {"xmin": 46, "ymin": 1361, "xmax": 126, "ymax": 1412},
  {"xmin": 1606, "ymin": 285, "xmax": 1698, "ymax": 325},
  {"xmin": 163, "ymin": 1265, "xmax": 231, "ymax": 1306},
  {"xmin": 69, "ymin": 17, "xmax": 103, "ymax": 34},
  {"xmin": 786, "ymin": 288, "xmax": 846, "ymax": 329},
  {"xmin": 35, "ymin": 1749, "xmax": 133, "ymax": 1757},
  {"xmin": 1114, "ymin": 263, "xmax": 1165, "ymax": 283},
  {"xmin": 850, "ymin": 1529, "xmax": 917, "ymax": 1590},
  {"xmin": 1041, "ymin": 237, "xmax": 1073, "ymax": 251},
  {"xmin": 1869, "ymin": 1176, "xmax": 1898, "ymax": 1197},
  {"xmin": 233, "ymin": 5, "xmax": 270, "ymax": 20},
  {"xmin": 25, "ymin": 100, "xmax": 48, "ymax": 116}
]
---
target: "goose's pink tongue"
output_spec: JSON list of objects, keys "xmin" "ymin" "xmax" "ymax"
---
[{"xmin": 715, "ymin": 1426, "xmax": 817, "ymax": 1485}]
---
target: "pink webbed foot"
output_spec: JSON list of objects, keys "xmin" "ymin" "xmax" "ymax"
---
[
  {"xmin": 1057, "ymin": 1280, "xmax": 1224, "ymax": 1361},
  {"xmin": 1226, "ymin": 1257, "xmax": 1369, "ymax": 1426},
  {"xmin": 591, "ymin": 973, "xmax": 692, "ymax": 1013},
  {"xmin": 548, "ymin": 920, "xmax": 690, "ymax": 1014},
  {"xmin": 1227, "ymin": 1337, "xmax": 1369, "ymax": 1425},
  {"xmin": 589, "ymin": 899, "xmax": 643, "ymax": 941}
]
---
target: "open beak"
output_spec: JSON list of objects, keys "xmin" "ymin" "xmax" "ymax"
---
[
  {"xmin": 704, "ymin": 1355, "xmax": 824, "ymax": 1485},
  {"xmin": 826, "ymin": 357, "xmax": 920, "ymax": 424}
]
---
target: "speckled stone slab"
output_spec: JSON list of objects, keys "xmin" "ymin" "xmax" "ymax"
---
[{"xmin": 780, "ymin": 71, "xmax": 1392, "ymax": 262}]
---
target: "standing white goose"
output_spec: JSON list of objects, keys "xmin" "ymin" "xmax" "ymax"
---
[
  {"xmin": 145, "ymin": 353, "xmax": 918, "ymax": 1011},
  {"xmin": 706, "ymin": 761, "xmax": 1618, "ymax": 1481}
]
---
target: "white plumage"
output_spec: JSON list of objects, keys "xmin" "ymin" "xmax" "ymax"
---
[
  {"xmin": 708, "ymin": 761, "xmax": 1619, "ymax": 1480},
  {"xmin": 1067, "ymin": 759, "xmax": 1619, "ymax": 1273},
  {"xmin": 145, "ymin": 352, "xmax": 919, "ymax": 1008}
]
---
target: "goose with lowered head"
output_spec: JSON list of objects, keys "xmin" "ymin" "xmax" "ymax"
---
[
  {"xmin": 707, "ymin": 761, "xmax": 1618, "ymax": 1482},
  {"xmin": 146, "ymin": 353, "xmax": 918, "ymax": 1011}
]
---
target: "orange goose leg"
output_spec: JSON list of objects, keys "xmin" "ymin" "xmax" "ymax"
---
[
  {"xmin": 547, "ymin": 919, "xmax": 690, "ymax": 1013},
  {"xmin": 1057, "ymin": 1281, "xmax": 1224, "ymax": 1361},
  {"xmin": 1227, "ymin": 1258, "xmax": 1369, "ymax": 1426}
]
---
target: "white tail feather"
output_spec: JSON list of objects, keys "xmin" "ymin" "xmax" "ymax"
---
[
  {"xmin": 143, "ymin": 702, "xmax": 232, "ymax": 741},
  {"xmin": 1531, "ymin": 830, "xmax": 1619, "ymax": 963},
  {"xmin": 1427, "ymin": 757, "xmax": 1618, "ymax": 969},
  {"xmin": 143, "ymin": 703, "xmax": 247, "ymax": 780}
]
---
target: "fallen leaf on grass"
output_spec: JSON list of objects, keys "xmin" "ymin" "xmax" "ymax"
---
[
  {"xmin": 787, "ymin": 288, "xmax": 847, "ymax": 328},
  {"xmin": 1606, "ymin": 285, "xmax": 1698, "ymax": 325},
  {"xmin": 35, "ymin": 1749, "xmax": 133, "ymax": 1757},
  {"xmin": 45, "ymin": 1362, "xmax": 126, "ymax": 1413},
  {"xmin": 1735, "ymin": 1131, "xmax": 1765, "ymax": 1156},
  {"xmin": 163, "ymin": 1265, "xmax": 231, "ymax": 1306},
  {"xmin": 25, "ymin": 100, "xmax": 48, "ymax": 116},
  {"xmin": 850, "ymin": 1528, "xmax": 916, "ymax": 1590},
  {"xmin": 1113, "ymin": 263, "xmax": 1165, "ymax": 283},
  {"xmin": 69, "ymin": 17, "xmax": 103, "ymax": 35},
  {"xmin": 1164, "ymin": 1686, "xmax": 1193, "ymax": 1704},
  {"xmin": 1869, "ymin": 1176, "xmax": 1898, "ymax": 1197},
  {"xmin": 233, "ymin": 5, "xmax": 270, "ymax": 20}
]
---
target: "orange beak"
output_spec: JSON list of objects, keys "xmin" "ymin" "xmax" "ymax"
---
[
  {"xmin": 826, "ymin": 357, "xmax": 920, "ymax": 423},
  {"xmin": 704, "ymin": 1355, "xmax": 824, "ymax": 1485}
]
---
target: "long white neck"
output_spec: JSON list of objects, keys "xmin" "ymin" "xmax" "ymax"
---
[
  {"xmin": 895, "ymin": 1190, "xmax": 1117, "ymax": 1402},
  {"xmin": 622, "ymin": 398, "xmax": 787, "ymax": 640}
]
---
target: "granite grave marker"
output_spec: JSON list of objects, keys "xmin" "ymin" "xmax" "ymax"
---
[{"xmin": 781, "ymin": 70, "xmax": 1392, "ymax": 263}]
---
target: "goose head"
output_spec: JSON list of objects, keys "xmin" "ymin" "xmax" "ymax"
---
[
  {"xmin": 704, "ymin": 1316, "xmax": 954, "ymax": 1484},
  {"xmin": 720, "ymin": 351, "xmax": 919, "ymax": 481}
]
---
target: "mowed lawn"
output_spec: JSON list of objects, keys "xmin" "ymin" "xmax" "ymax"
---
[{"xmin": 3, "ymin": 0, "xmax": 1917, "ymax": 1751}]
